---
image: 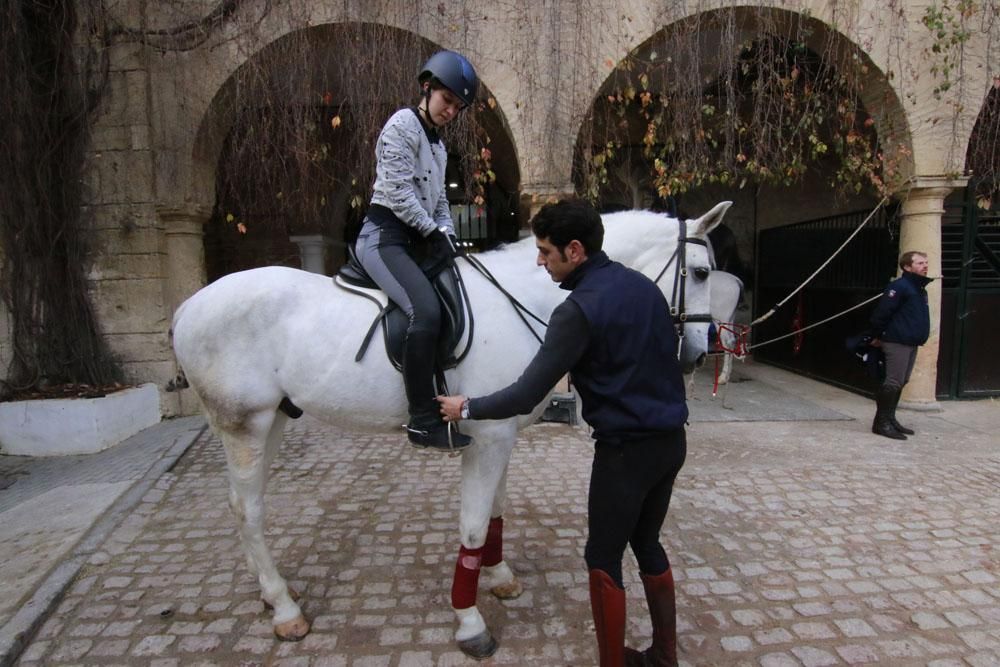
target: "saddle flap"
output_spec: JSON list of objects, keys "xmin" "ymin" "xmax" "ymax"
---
[
  {"xmin": 335, "ymin": 257, "xmax": 470, "ymax": 372},
  {"xmin": 383, "ymin": 267, "xmax": 467, "ymax": 370}
]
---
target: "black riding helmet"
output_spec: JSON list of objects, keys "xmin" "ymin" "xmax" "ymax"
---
[{"xmin": 418, "ymin": 50, "xmax": 479, "ymax": 108}]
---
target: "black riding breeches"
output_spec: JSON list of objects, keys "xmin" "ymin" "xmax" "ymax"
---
[{"xmin": 584, "ymin": 429, "xmax": 687, "ymax": 587}]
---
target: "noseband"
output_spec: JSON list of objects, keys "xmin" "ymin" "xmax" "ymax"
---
[{"xmin": 652, "ymin": 220, "xmax": 713, "ymax": 351}]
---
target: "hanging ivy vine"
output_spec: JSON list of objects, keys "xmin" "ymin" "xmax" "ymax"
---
[{"xmin": 0, "ymin": 1, "xmax": 122, "ymax": 400}]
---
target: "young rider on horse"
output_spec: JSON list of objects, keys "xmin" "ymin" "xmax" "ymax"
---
[
  {"xmin": 356, "ymin": 51, "xmax": 478, "ymax": 451},
  {"xmin": 439, "ymin": 199, "xmax": 687, "ymax": 667}
]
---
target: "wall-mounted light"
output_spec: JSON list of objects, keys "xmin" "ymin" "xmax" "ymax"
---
[{"xmin": 448, "ymin": 182, "xmax": 459, "ymax": 188}]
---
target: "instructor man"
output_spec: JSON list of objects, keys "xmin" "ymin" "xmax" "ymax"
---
[{"xmin": 439, "ymin": 198, "xmax": 686, "ymax": 667}]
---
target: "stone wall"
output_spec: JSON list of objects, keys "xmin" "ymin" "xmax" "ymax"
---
[{"xmin": 33, "ymin": 0, "xmax": 996, "ymax": 414}]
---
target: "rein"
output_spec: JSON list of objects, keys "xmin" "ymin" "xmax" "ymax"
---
[
  {"xmin": 459, "ymin": 253, "xmax": 547, "ymax": 344},
  {"xmin": 457, "ymin": 222, "xmax": 712, "ymax": 354}
]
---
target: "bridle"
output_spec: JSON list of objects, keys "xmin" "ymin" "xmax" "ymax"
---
[{"xmin": 651, "ymin": 219, "xmax": 714, "ymax": 353}]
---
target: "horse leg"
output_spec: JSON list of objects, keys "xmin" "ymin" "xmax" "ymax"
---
[
  {"xmin": 479, "ymin": 467, "xmax": 523, "ymax": 600},
  {"xmin": 220, "ymin": 410, "xmax": 310, "ymax": 641},
  {"xmin": 720, "ymin": 350, "xmax": 733, "ymax": 384},
  {"xmin": 719, "ymin": 327, "xmax": 737, "ymax": 385},
  {"xmin": 449, "ymin": 431, "xmax": 516, "ymax": 659}
]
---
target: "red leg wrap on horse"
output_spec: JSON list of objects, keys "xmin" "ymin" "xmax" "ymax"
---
[
  {"xmin": 483, "ymin": 517, "xmax": 503, "ymax": 567},
  {"xmin": 451, "ymin": 545, "xmax": 484, "ymax": 609}
]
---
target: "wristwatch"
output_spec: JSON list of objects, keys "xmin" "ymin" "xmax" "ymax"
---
[{"xmin": 460, "ymin": 399, "xmax": 470, "ymax": 420}]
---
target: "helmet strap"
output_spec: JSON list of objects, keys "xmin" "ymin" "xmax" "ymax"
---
[{"xmin": 420, "ymin": 85, "xmax": 438, "ymax": 128}]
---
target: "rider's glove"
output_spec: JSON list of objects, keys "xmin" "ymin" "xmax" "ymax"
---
[{"xmin": 429, "ymin": 227, "xmax": 459, "ymax": 259}]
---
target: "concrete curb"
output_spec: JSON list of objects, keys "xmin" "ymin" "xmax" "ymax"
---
[{"xmin": 0, "ymin": 417, "xmax": 207, "ymax": 667}]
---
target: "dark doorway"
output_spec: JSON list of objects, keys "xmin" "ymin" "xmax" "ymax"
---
[
  {"xmin": 938, "ymin": 184, "xmax": 1000, "ymax": 398},
  {"xmin": 753, "ymin": 207, "xmax": 900, "ymax": 395}
]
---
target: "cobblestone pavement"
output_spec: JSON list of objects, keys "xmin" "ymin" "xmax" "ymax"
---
[
  {"xmin": 11, "ymin": 364, "xmax": 1000, "ymax": 666},
  {"xmin": 0, "ymin": 416, "xmax": 206, "ymax": 656}
]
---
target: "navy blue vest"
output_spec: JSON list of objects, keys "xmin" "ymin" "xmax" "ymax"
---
[{"xmin": 564, "ymin": 252, "xmax": 688, "ymax": 442}]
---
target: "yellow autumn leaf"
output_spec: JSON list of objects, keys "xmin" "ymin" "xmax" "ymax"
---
[
  {"xmin": 225, "ymin": 213, "xmax": 234, "ymax": 222},
  {"xmin": 331, "ymin": 115, "xmax": 342, "ymax": 129}
]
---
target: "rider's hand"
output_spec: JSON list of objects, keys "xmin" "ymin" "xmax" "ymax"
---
[{"xmin": 429, "ymin": 227, "xmax": 458, "ymax": 259}]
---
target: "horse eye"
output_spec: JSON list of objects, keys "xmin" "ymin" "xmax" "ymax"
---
[{"xmin": 694, "ymin": 267, "xmax": 711, "ymax": 281}]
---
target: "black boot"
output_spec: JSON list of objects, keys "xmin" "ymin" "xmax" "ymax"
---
[
  {"xmin": 403, "ymin": 330, "xmax": 473, "ymax": 452},
  {"xmin": 872, "ymin": 385, "xmax": 906, "ymax": 440},
  {"xmin": 887, "ymin": 387, "xmax": 915, "ymax": 435}
]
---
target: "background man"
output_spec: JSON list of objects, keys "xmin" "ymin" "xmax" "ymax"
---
[{"xmin": 868, "ymin": 251, "xmax": 932, "ymax": 440}]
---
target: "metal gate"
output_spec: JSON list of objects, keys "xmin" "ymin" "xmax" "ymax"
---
[
  {"xmin": 753, "ymin": 206, "xmax": 900, "ymax": 394},
  {"xmin": 938, "ymin": 185, "xmax": 1000, "ymax": 398}
]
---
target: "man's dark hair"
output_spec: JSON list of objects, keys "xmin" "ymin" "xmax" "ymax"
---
[
  {"xmin": 530, "ymin": 198, "xmax": 604, "ymax": 255},
  {"xmin": 899, "ymin": 250, "xmax": 927, "ymax": 270}
]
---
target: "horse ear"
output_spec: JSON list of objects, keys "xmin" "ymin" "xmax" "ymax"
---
[{"xmin": 691, "ymin": 201, "xmax": 733, "ymax": 236}]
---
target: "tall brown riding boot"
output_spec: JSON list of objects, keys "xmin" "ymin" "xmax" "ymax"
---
[
  {"xmin": 589, "ymin": 569, "xmax": 644, "ymax": 667},
  {"xmin": 639, "ymin": 568, "xmax": 679, "ymax": 667}
]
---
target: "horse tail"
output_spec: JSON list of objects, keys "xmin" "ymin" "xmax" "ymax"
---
[
  {"xmin": 167, "ymin": 298, "xmax": 191, "ymax": 392},
  {"xmin": 165, "ymin": 368, "xmax": 189, "ymax": 392}
]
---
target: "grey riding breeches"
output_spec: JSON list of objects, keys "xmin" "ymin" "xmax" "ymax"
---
[
  {"xmin": 881, "ymin": 341, "xmax": 918, "ymax": 389},
  {"xmin": 355, "ymin": 218, "xmax": 441, "ymax": 336}
]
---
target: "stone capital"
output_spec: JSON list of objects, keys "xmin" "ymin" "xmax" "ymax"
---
[
  {"xmin": 157, "ymin": 205, "xmax": 212, "ymax": 236},
  {"xmin": 898, "ymin": 176, "xmax": 969, "ymax": 213}
]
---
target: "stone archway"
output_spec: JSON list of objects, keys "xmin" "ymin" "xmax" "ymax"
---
[{"xmin": 190, "ymin": 22, "xmax": 521, "ymax": 282}]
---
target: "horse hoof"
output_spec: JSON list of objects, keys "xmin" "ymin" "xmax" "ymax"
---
[
  {"xmin": 490, "ymin": 579, "xmax": 523, "ymax": 600},
  {"xmin": 274, "ymin": 615, "xmax": 310, "ymax": 642},
  {"xmin": 263, "ymin": 587, "xmax": 300, "ymax": 610},
  {"xmin": 457, "ymin": 629, "xmax": 498, "ymax": 660}
]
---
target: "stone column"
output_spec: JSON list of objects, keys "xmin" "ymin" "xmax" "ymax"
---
[
  {"xmin": 159, "ymin": 205, "xmax": 210, "ymax": 417},
  {"xmin": 161, "ymin": 206, "xmax": 209, "ymax": 314},
  {"xmin": 290, "ymin": 235, "xmax": 335, "ymax": 275},
  {"xmin": 896, "ymin": 177, "xmax": 966, "ymax": 410}
]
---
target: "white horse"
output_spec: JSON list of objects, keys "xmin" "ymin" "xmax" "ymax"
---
[
  {"xmin": 170, "ymin": 202, "xmax": 732, "ymax": 656},
  {"xmin": 709, "ymin": 270, "xmax": 745, "ymax": 385}
]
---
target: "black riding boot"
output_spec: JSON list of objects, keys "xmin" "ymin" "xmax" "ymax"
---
[
  {"xmin": 888, "ymin": 388, "xmax": 915, "ymax": 435},
  {"xmin": 403, "ymin": 330, "xmax": 473, "ymax": 452},
  {"xmin": 872, "ymin": 385, "xmax": 906, "ymax": 440}
]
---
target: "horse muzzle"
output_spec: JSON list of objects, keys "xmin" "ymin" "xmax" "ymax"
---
[{"xmin": 681, "ymin": 353, "xmax": 707, "ymax": 375}]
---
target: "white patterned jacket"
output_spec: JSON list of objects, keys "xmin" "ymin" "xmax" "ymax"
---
[{"xmin": 369, "ymin": 108, "xmax": 455, "ymax": 238}]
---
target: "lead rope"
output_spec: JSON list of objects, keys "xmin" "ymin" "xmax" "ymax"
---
[
  {"xmin": 750, "ymin": 196, "xmax": 889, "ymax": 327},
  {"xmin": 747, "ymin": 293, "xmax": 882, "ymax": 351},
  {"xmin": 696, "ymin": 199, "xmax": 888, "ymax": 399}
]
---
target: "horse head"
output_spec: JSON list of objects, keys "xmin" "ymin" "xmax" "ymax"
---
[
  {"xmin": 672, "ymin": 202, "xmax": 732, "ymax": 372},
  {"xmin": 602, "ymin": 201, "xmax": 732, "ymax": 374}
]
